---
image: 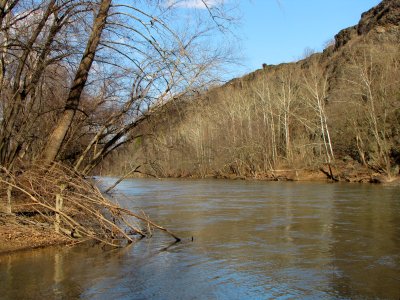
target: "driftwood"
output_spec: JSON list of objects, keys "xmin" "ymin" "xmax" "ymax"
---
[{"xmin": 0, "ymin": 163, "xmax": 180, "ymax": 247}]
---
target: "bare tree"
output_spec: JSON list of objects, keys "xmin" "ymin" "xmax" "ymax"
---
[
  {"xmin": 0, "ymin": 0, "xmax": 237, "ymax": 172},
  {"xmin": 342, "ymin": 44, "xmax": 400, "ymax": 178},
  {"xmin": 42, "ymin": 0, "xmax": 112, "ymax": 163},
  {"xmin": 301, "ymin": 58, "xmax": 334, "ymax": 164},
  {"xmin": 0, "ymin": 0, "xmax": 93, "ymax": 167}
]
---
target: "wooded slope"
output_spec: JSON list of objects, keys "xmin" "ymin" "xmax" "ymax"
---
[{"xmin": 102, "ymin": 0, "xmax": 400, "ymax": 182}]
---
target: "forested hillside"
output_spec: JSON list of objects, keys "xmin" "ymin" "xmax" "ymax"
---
[{"xmin": 101, "ymin": 0, "xmax": 400, "ymax": 183}]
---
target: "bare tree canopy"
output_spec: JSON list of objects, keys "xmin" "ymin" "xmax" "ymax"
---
[{"xmin": 0, "ymin": 0, "xmax": 238, "ymax": 171}]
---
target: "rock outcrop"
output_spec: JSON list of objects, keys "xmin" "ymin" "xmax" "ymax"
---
[
  {"xmin": 335, "ymin": 0, "xmax": 400, "ymax": 49},
  {"xmin": 357, "ymin": 0, "xmax": 400, "ymax": 34}
]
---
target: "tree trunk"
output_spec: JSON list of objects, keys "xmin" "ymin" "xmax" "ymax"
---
[{"xmin": 41, "ymin": 0, "xmax": 112, "ymax": 163}]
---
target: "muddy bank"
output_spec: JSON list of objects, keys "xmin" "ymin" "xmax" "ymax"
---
[
  {"xmin": 167, "ymin": 161, "xmax": 400, "ymax": 184},
  {"xmin": 1, "ymin": 163, "xmax": 182, "ymax": 256},
  {"xmin": 0, "ymin": 214, "xmax": 72, "ymax": 255},
  {"xmin": 0, "ymin": 164, "xmax": 142, "ymax": 256},
  {"xmin": 213, "ymin": 167, "xmax": 399, "ymax": 184},
  {"xmin": 122, "ymin": 158, "xmax": 400, "ymax": 184}
]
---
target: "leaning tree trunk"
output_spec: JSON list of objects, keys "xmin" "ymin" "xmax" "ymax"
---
[{"xmin": 41, "ymin": 0, "xmax": 112, "ymax": 164}]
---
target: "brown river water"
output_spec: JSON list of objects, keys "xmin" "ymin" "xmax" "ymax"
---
[{"xmin": 1, "ymin": 179, "xmax": 400, "ymax": 299}]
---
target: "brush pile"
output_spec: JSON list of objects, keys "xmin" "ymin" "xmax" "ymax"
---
[{"xmin": 0, "ymin": 163, "xmax": 179, "ymax": 250}]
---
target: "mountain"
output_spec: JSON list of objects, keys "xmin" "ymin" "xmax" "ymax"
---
[{"xmin": 101, "ymin": 0, "xmax": 400, "ymax": 183}]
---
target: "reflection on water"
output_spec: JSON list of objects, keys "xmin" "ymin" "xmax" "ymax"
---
[{"xmin": 1, "ymin": 179, "xmax": 400, "ymax": 299}]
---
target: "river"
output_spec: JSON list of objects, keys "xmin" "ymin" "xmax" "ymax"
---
[{"xmin": 1, "ymin": 179, "xmax": 400, "ymax": 299}]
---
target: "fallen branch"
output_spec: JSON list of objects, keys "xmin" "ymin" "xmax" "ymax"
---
[
  {"xmin": 104, "ymin": 165, "xmax": 141, "ymax": 194},
  {"xmin": 0, "ymin": 162, "xmax": 180, "ymax": 248},
  {"xmin": 116, "ymin": 207, "xmax": 181, "ymax": 242},
  {"xmin": 319, "ymin": 164, "xmax": 339, "ymax": 182}
]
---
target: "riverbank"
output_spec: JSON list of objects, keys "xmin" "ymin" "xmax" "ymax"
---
[
  {"xmin": 0, "ymin": 164, "xmax": 138, "ymax": 255},
  {"xmin": 129, "ymin": 160, "xmax": 399, "ymax": 185},
  {"xmin": 0, "ymin": 214, "xmax": 73, "ymax": 255},
  {"xmin": 213, "ymin": 172, "xmax": 399, "ymax": 185},
  {"xmin": 0, "ymin": 163, "xmax": 183, "ymax": 255},
  {"xmin": 212, "ymin": 162, "xmax": 400, "ymax": 184}
]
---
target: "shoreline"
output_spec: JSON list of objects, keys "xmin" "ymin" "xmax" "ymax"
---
[
  {"xmin": 2, "ymin": 165, "xmax": 399, "ymax": 256},
  {"xmin": 209, "ymin": 168, "xmax": 400, "ymax": 185},
  {"xmin": 0, "ymin": 163, "xmax": 148, "ymax": 257},
  {"xmin": 105, "ymin": 161, "xmax": 400, "ymax": 185},
  {"xmin": 0, "ymin": 215, "xmax": 73, "ymax": 256}
]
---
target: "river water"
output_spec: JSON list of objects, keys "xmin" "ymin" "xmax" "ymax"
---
[{"xmin": 1, "ymin": 179, "xmax": 400, "ymax": 299}]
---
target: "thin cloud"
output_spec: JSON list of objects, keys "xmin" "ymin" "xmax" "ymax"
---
[{"xmin": 167, "ymin": 0, "xmax": 225, "ymax": 9}]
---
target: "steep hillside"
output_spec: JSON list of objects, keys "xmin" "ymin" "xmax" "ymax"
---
[{"xmin": 101, "ymin": 0, "xmax": 400, "ymax": 183}]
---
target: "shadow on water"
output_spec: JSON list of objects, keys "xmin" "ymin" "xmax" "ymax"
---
[{"xmin": 1, "ymin": 179, "xmax": 400, "ymax": 299}]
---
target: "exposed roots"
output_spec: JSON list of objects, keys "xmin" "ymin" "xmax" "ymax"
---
[{"xmin": 0, "ymin": 162, "xmax": 180, "ymax": 249}]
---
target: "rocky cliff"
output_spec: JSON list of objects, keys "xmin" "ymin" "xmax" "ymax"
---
[{"xmin": 335, "ymin": 0, "xmax": 400, "ymax": 49}]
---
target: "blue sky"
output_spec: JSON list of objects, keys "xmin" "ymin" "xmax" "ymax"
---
[{"xmin": 234, "ymin": 0, "xmax": 381, "ymax": 76}]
